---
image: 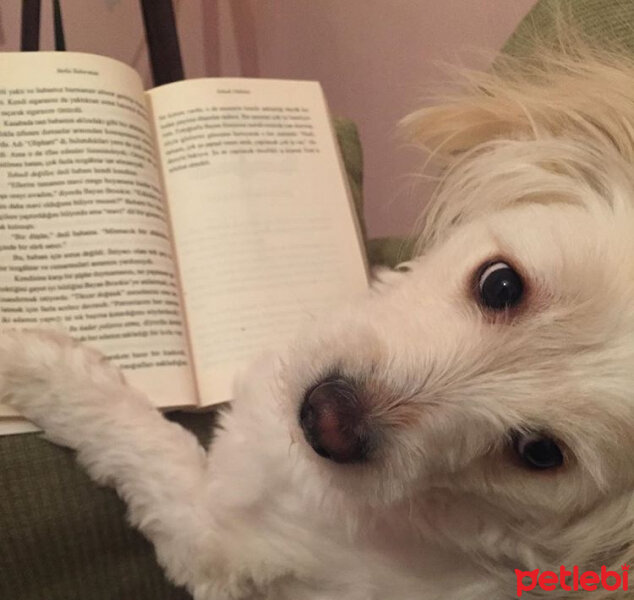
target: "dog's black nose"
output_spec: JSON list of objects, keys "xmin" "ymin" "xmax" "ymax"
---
[{"xmin": 299, "ymin": 377, "xmax": 371, "ymax": 463}]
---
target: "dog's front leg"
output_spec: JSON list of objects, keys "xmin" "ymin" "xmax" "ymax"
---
[{"xmin": 0, "ymin": 329, "xmax": 214, "ymax": 595}]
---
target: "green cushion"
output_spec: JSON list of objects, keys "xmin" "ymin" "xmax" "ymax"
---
[
  {"xmin": 0, "ymin": 419, "xmax": 195, "ymax": 600},
  {"xmin": 366, "ymin": 237, "xmax": 416, "ymax": 269},
  {"xmin": 333, "ymin": 117, "xmax": 366, "ymax": 244},
  {"xmin": 503, "ymin": 0, "xmax": 634, "ymax": 58}
]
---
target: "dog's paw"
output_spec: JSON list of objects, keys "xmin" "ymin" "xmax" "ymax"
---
[{"xmin": 0, "ymin": 328, "xmax": 126, "ymax": 426}]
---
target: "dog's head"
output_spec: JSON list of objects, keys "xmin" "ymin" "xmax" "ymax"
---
[{"xmin": 281, "ymin": 44, "xmax": 634, "ymax": 576}]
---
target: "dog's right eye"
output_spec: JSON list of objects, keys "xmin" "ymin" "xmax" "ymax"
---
[
  {"xmin": 478, "ymin": 261, "xmax": 523, "ymax": 310},
  {"xmin": 513, "ymin": 432, "xmax": 564, "ymax": 470}
]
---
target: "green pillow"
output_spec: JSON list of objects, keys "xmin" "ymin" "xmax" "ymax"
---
[{"xmin": 503, "ymin": 0, "xmax": 634, "ymax": 58}]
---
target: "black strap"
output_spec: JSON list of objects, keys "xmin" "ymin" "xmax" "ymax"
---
[
  {"xmin": 20, "ymin": 0, "xmax": 41, "ymax": 50},
  {"xmin": 139, "ymin": 0, "xmax": 184, "ymax": 86},
  {"xmin": 20, "ymin": 0, "xmax": 184, "ymax": 81},
  {"xmin": 53, "ymin": 0, "xmax": 65, "ymax": 51},
  {"xmin": 21, "ymin": 1, "xmax": 65, "ymax": 51}
]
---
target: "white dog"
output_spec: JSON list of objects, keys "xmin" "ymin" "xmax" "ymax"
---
[{"xmin": 5, "ymin": 41, "xmax": 634, "ymax": 600}]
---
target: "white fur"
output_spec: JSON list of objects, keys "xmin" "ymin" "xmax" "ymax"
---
[{"xmin": 6, "ymin": 42, "xmax": 634, "ymax": 599}]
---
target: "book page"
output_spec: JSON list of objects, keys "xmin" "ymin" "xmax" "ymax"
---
[
  {"xmin": 0, "ymin": 53, "xmax": 196, "ymax": 418},
  {"xmin": 0, "ymin": 419, "xmax": 40, "ymax": 436},
  {"xmin": 148, "ymin": 78, "xmax": 368, "ymax": 404}
]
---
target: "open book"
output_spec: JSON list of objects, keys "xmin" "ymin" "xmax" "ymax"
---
[{"xmin": 0, "ymin": 52, "xmax": 368, "ymax": 435}]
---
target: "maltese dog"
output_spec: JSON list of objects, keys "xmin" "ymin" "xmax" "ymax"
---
[{"xmin": 5, "ymin": 41, "xmax": 634, "ymax": 600}]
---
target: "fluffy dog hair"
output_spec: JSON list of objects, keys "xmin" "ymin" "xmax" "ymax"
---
[{"xmin": 5, "ymin": 37, "xmax": 634, "ymax": 600}]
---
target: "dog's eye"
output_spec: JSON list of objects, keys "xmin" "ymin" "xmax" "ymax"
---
[
  {"xmin": 513, "ymin": 433, "xmax": 564, "ymax": 470},
  {"xmin": 478, "ymin": 262, "xmax": 523, "ymax": 310}
]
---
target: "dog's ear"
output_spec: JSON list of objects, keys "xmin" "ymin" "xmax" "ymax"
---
[
  {"xmin": 404, "ymin": 41, "xmax": 634, "ymax": 257},
  {"xmin": 400, "ymin": 89, "xmax": 532, "ymax": 161},
  {"xmin": 402, "ymin": 48, "xmax": 634, "ymax": 165}
]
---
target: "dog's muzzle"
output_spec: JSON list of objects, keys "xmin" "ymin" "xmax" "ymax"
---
[{"xmin": 299, "ymin": 377, "xmax": 372, "ymax": 463}]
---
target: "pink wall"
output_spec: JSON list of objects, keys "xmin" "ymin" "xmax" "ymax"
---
[{"xmin": 1, "ymin": 0, "xmax": 537, "ymax": 237}]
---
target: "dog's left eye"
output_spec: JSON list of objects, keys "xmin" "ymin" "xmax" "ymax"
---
[
  {"xmin": 478, "ymin": 261, "xmax": 523, "ymax": 310},
  {"xmin": 513, "ymin": 433, "xmax": 564, "ymax": 470}
]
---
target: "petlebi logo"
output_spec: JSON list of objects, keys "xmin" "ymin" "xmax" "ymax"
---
[{"xmin": 515, "ymin": 565, "xmax": 630, "ymax": 597}]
